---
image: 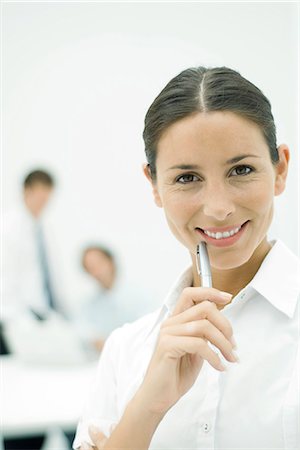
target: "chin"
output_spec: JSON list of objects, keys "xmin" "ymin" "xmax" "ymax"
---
[
  {"xmin": 208, "ymin": 240, "xmax": 261, "ymax": 271},
  {"xmin": 210, "ymin": 253, "xmax": 251, "ymax": 271}
]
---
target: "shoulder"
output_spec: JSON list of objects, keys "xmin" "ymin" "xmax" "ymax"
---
[
  {"xmin": 3, "ymin": 206, "xmax": 33, "ymax": 233},
  {"xmin": 3, "ymin": 208, "xmax": 25, "ymax": 244},
  {"xmin": 3, "ymin": 207, "xmax": 21, "ymax": 227}
]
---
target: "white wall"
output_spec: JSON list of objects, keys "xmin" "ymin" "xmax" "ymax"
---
[{"xmin": 3, "ymin": 2, "xmax": 299, "ymax": 312}]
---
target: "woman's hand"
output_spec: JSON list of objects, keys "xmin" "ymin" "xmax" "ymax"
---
[
  {"xmin": 135, "ymin": 287, "xmax": 237, "ymax": 416},
  {"xmin": 80, "ymin": 425, "xmax": 107, "ymax": 449}
]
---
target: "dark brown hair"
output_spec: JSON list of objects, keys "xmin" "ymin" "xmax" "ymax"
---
[
  {"xmin": 143, "ymin": 66, "xmax": 278, "ymax": 180},
  {"xmin": 24, "ymin": 170, "xmax": 54, "ymax": 188}
]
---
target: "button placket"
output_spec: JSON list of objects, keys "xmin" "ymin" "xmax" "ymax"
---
[
  {"xmin": 196, "ymin": 363, "xmax": 220, "ymax": 448},
  {"xmin": 201, "ymin": 422, "xmax": 211, "ymax": 433}
]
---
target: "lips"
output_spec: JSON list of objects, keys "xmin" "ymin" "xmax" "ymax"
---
[
  {"xmin": 198, "ymin": 221, "xmax": 249, "ymax": 234},
  {"xmin": 196, "ymin": 221, "xmax": 249, "ymax": 248}
]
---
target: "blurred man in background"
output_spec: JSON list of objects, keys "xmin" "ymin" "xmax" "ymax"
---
[
  {"xmin": 1, "ymin": 170, "xmax": 59, "ymax": 352},
  {"xmin": 1, "ymin": 169, "xmax": 55, "ymax": 450},
  {"xmin": 1, "ymin": 169, "xmax": 74, "ymax": 450},
  {"xmin": 74, "ymin": 245, "xmax": 147, "ymax": 353}
]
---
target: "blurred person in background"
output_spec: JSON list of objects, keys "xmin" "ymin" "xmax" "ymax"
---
[
  {"xmin": 73, "ymin": 245, "xmax": 148, "ymax": 353},
  {"xmin": 1, "ymin": 169, "xmax": 74, "ymax": 450},
  {"xmin": 1, "ymin": 169, "xmax": 61, "ymax": 352}
]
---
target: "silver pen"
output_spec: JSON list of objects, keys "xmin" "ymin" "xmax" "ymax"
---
[{"xmin": 196, "ymin": 242, "xmax": 212, "ymax": 288}]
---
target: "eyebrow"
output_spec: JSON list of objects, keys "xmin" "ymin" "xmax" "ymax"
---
[
  {"xmin": 226, "ymin": 154, "xmax": 260, "ymax": 164},
  {"xmin": 167, "ymin": 154, "xmax": 260, "ymax": 171}
]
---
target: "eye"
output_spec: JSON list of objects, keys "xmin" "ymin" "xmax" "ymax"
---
[
  {"xmin": 230, "ymin": 165, "xmax": 254, "ymax": 176},
  {"xmin": 176, "ymin": 174, "xmax": 200, "ymax": 184}
]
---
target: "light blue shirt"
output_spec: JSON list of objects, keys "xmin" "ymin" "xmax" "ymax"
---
[{"xmin": 74, "ymin": 280, "xmax": 151, "ymax": 341}]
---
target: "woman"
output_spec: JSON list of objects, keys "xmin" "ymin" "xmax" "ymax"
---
[{"xmin": 74, "ymin": 67, "xmax": 299, "ymax": 449}]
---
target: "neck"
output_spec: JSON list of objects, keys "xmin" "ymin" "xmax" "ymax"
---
[
  {"xmin": 192, "ymin": 238, "xmax": 272, "ymax": 299},
  {"xmin": 99, "ymin": 280, "xmax": 115, "ymax": 291},
  {"xmin": 24, "ymin": 201, "xmax": 40, "ymax": 219}
]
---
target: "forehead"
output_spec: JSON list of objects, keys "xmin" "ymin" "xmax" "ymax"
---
[
  {"xmin": 26, "ymin": 183, "xmax": 52, "ymax": 194},
  {"xmin": 85, "ymin": 250, "xmax": 112, "ymax": 264},
  {"xmin": 156, "ymin": 111, "xmax": 268, "ymax": 167}
]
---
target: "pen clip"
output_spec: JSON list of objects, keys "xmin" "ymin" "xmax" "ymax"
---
[
  {"xmin": 196, "ymin": 244, "xmax": 201, "ymax": 276},
  {"xmin": 196, "ymin": 242, "xmax": 212, "ymax": 288}
]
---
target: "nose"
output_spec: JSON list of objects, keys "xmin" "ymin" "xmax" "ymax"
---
[{"xmin": 201, "ymin": 181, "xmax": 235, "ymax": 222}]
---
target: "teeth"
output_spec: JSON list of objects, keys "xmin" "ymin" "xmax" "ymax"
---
[{"xmin": 203, "ymin": 226, "xmax": 241, "ymax": 239}]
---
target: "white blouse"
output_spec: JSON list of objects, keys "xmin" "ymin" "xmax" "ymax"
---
[{"xmin": 74, "ymin": 240, "xmax": 300, "ymax": 449}]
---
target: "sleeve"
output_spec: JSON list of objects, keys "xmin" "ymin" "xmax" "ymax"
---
[{"xmin": 73, "ymin": 326, "xmax": 122, "ymax": 449}]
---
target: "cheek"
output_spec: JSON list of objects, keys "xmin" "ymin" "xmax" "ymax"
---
[
  {"xmin": 242, "ymin": 180, "xmax": 274, "ymax": 214},
  {"xmin": 236, "ymin": 179, "xmax": 275, "ymax": 238},
  {"xmin": 162, "ymin": 191, "xmax": 197, "ymax": 226},
  {"xmin": 161, "ymin": 192, "xmax": 201, "ymax": 250}
]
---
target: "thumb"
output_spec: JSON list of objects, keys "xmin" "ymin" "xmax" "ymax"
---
[
  {"xmin": 88, "ymin": 425, "xmax": 105, "ymax": 449},
  {"xmin": 81, "ymin": 442, "xmax": 94, "ymax": 450}
]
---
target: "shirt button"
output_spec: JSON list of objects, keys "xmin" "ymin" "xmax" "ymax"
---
[
  {"xmin": 240, "ymin": 292, "xmax": 246, "ymax": 299},
  {"xmin": 201, "ymin": 422, "xmax": 211, "ymax": 433}
]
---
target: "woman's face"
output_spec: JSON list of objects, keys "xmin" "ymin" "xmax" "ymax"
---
[{"xmin": 145, "ymin": 111, "xmax": 289, "ymax": 270}]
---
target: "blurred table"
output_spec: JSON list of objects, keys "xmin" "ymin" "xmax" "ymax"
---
[{"xmin": 1, "ymin": 355, "xmax": 97, "ymax": 438}]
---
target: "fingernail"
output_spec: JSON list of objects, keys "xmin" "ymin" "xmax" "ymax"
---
[
  {"xmin": 231, "ymin": 350, "xmax": 240, "ymax": 363},
  {"xmin": 220, "ymin": 292, "xmax": 233, "ymax": 301},
  {"xmin": 230, "ymin": 335, "xmax": 237, "ymax": 349}
]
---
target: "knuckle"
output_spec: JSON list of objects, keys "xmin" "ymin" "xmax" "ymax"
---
[
  {"xmin": 158, "ymin": 333, "xmax": 171, "ymax": 351},
  {"xmin": 201, "ymin": 300, "xmax": 210, "ymax": 308},
  {"xmin": 185, "ymin": 321, "xmax": 199, "ymax": 334},
  {"xmin": 201, "ymin": 319, "xmax": 210, "ymax": 332},
  {"xmin": 182, "ymin": 287, "xmax": 193, "ymax": 299},
  {"xmin": 186, "ymin": 319, "xmax": 210, "ymax": 336},
  {"xmin": 202, "ymin": 300, "xmax": 215, "ymax": 310},
  {"xmin": 196, "ymin": 338, "xmax": 206, "ymax": 352}
]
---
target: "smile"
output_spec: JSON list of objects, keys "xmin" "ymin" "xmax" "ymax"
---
[
  {"xmin": 196, "ymin": 221, "xmax": 249, "ymax": 247},
  {"xmin": 203, "ymin": 226, "xmax": 241, "ymax": 239}
]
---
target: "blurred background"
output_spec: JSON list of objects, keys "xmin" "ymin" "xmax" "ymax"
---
[{"xmin": 1, "ymin": 2, "xmax": 299, "ymax": 449}]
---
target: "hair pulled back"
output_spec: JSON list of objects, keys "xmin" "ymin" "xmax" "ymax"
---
[{"xmin": 143, "ymin": 66, "xmax": 278, "ymax": 180}]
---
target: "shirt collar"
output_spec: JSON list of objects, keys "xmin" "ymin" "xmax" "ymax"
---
[
  {"xmin": 164, "ymin": 266, "xmax": 194, "ymax": 314},
  {"xmin": 143, "ymin": 267, "xmax": 193, "ymax": 341},
  {"xmin": 162, "ymin": 239, "xmax": 300, "ymax": 320},
  {"xmin": 248, "ymin": 239, "xmax": 300, "ymax": 318}
]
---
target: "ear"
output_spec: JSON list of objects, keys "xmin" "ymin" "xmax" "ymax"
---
[
  {"xmin": 274, "ymin": 144, "xmax": 290, "ymax": 196},
  {"xmin": 142, "ymin": 163, "xmax": 163, "ymax": 208}
]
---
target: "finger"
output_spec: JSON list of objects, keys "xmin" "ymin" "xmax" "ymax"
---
[
  {"xmin": 164, "ymin": 301, "xmax": 234, "ymax": 344},
  {"xmin": 162, "ymin": 335, "xmax": 226, "ymax": 371},
  {"xmin": 88, "ymin": 425, "xmax": 107, "ymax": 449},
  {"xmin": 172, "ymin": 287, "xmax": 232, "ymax": 316},
  {"xmin": 161, "ymin": 319, "xmax": 237, "ymax": 363},
  {"xmin": 81, "ymin": 442, "xmax": 95, "ymax": 450}
]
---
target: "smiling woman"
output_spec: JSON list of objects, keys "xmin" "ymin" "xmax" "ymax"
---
[
  {"xmin": 73, "ymin": 67, "xmax": 299, "ymax": 450},
  {"xmin": 145, "ymin": 109, "xmax": 289, "ymax": 296}
]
